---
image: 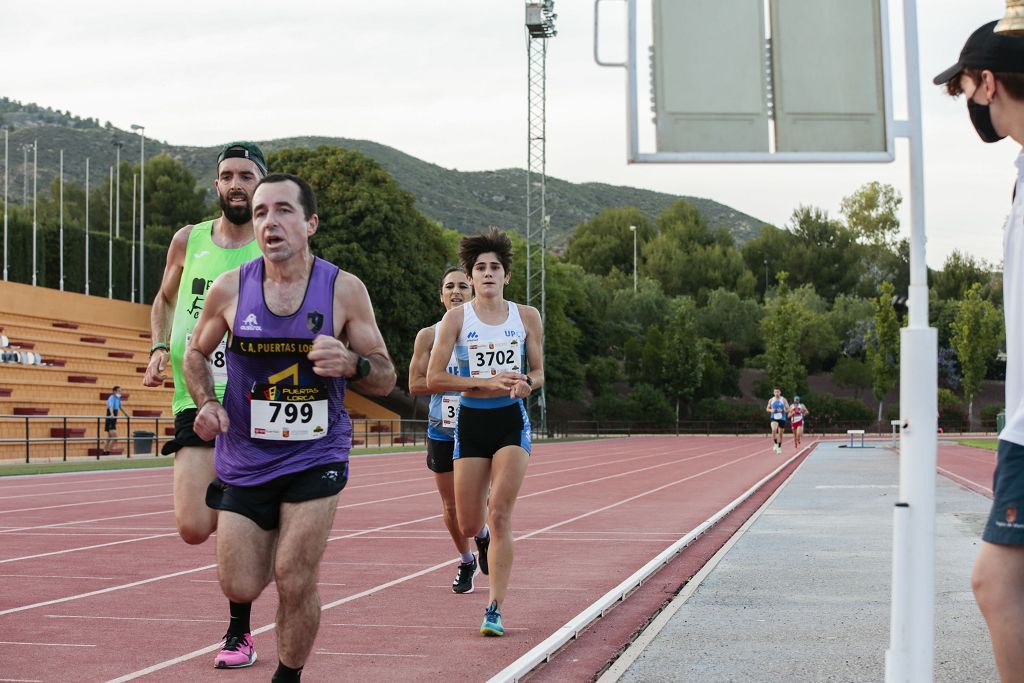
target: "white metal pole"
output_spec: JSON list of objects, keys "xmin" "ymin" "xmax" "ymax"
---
[
  {"xmin": 133, "ymin": 126, "xmax": 144, "ymax": 301},
  {"xmin": 2, "ymin": 126, "xmax": 7, "ymax": 281},
  {"xmin": 108, "ymin": 166, "xmax": 113, "ymax": 299},
  {"xmin": 885, "ymin": 1, "xmax": 937, "ymax": 681},
  {"xmin": 140, "ymin": 133, "xmax": 144, "ymax": 300},
  {"xmin": 130, "ymin": 173, "xmax": 136, "ymax": 303},
  {"xmin": 85, "ymin": 158, "xmax": 89, "ymax": 295},
  {"xmin": 31, "ymin": 140, "xmax": 37, "ymax": 286},
  {"xmin": 630, "ymin": 224, "xmax": 637, "ymax": 292},
  {"xmin": 113, "ymin": 142, "xmax": 121, "ymax": 239},
  {"xmin": 59, "ymin": 149, "xmax": 64, "ymax": 291}
]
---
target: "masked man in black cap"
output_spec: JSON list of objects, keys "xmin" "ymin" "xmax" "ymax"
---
[
  {"xmin": 143, "ymin": 142, "xmax": 267, "ymax": 669},
  {"xmin": 935, "ymin": 21, "xmax": 1024, "ymax": 679}
]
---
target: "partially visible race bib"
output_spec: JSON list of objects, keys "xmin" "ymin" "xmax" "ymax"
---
[
  {"xmin": 250, "ymin": 383, "xmax": 328, "ymax": 441},
  {"xmin": 772, "ymin": 412, "xmax": 784, "ymax": 421},
  {"xmin": 186, "ymin": 333, "xmax": 228, "ymax": 384},
  {"xmin": 441, "ymin": 394, "xmax": 459, "ymax": 429},
  {"xmin": 468, "ymin": 339, "xmax": 521, "ymax": 377}
]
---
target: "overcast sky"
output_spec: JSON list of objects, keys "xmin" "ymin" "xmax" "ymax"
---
[{"xmin": 1, "ymin": 0, "xmax": 1016, "ymax": 269}]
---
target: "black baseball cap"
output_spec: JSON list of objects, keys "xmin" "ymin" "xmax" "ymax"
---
[
  {"xmin": 217, "ymin": 141, "xmax": 267, "ymax": 175},
  {"xmin": 933, "ymin": 20, "xmax": 1024, "ymax": 85}
]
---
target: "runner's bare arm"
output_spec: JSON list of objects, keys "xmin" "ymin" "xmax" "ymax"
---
[
  {"xmin": 184, "ymin": 271, "xmax": 237, "ymax": 439},
  {"xmin": 308, "ymin": 272, "xmax": 396, "ymax": 396},
  {"xmin": 510, "ymin": 304, "xmax": 545, "ymax": 399},
  {"xmin": 408, "ymin": 327, "xmax": 435, "ymax": 396},
  {"xmin": 144, "ymin": 225, "xmax": 192, "ymax": 387}
]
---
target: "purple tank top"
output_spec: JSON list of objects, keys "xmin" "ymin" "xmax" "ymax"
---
[{"xmin": 216, "ymin": 256, "xmax": 351, "ymax": 486}]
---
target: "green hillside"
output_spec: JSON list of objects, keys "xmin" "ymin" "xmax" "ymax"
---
[{"xmin": 0, "ymin": 98, "xmax": 769, "ymax": 246}]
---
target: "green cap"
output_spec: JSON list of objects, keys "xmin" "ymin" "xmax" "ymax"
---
[{"xmin": 217, "ymin": 141, "xmax": 267, "ymax": 175}]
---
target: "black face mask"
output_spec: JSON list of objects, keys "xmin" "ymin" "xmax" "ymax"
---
[{"xmin": 968, "ymin": 99, "xmax": 1005, "ymax": 143}]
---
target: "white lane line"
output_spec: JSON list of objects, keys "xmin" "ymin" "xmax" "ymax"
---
[
  {"xmin": 329, "ymin": 623, "xmax": 528, "ymax": 631},
  {"xmin": 0, "ymin": 509, "xmax": 174, "ymax": 535},
  {"xmin": 0, "ymin": 532, "xmax": 179, "ymax": 565},
  {"xmin": 0, "ymin": 482, "xmax": 167, "ymax": 501},
  {"xmin": 188, "ymin": 579, "xmax": 346, "ymax": 587},
  {"xmin": 1, "ymin": 574, "xmax": 117, "ymax": 580},
  {"xmin": 0, "ymin": 493, "xmax": 171, "ymax": 515},
  {"xmin": 938, "ymin": 466, "xmax": 994, "ymax": 496},
  {"xmin": 0, "ymin": 678, "xmax": 43, "ymax": 682},
  {"xmin": 0, "ymin": 641, "xmax": 96, "ymax": 647},
  {"xmin": 47, "ymin": 615, "xmax": 223, "ymax": 624},
  {"xmin": 316, "ymin": 651, "xmax": 427, "ymax": 658},
  {"xmin": 0, "ymin": 564, "xmax": 217, "ymax": 617},
  {"xmin": 108, "ymin": 444, "xmax": 765, "ymax": 681}
]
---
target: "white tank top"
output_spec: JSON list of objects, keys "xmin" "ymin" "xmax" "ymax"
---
[{"xmin": 456, "ymin": 301, "xmax": 527, "ymax": 409}]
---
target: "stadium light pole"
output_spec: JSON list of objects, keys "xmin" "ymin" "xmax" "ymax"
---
[
  {"xmin": 130, "ymin": 173, "xmax": 136, "ymax": 303},
  {"xmin": 130, "ymin": 124, "xmax": 144, "ymax": 301},
  {"xmin": 764, "ymin": 259, "xmax": 769, "ymax": 297},
  {"xmin": 629, "ymin": 224, "xmax": 637, "ymax": 292},
  {"xmin": 59, "ymin": 149, "xmax": 64, "ymax": 291},
  {"xmin": 108, "ymin": 165, "xmax": 113, "ymax": 299},
  {"xmin": 112, "ymin": 140, "xmax": 123, "ymax": 239},
  {"xmin": 2, "ymin": 125, "xmax": 7, "ymax": 282},
  {"xmin": 31, "ymin": 140, "xmax": 37, "ymax": 286},
  {"xmin": 85, "ymin": 158, "xmax": 90, "ymax": 295},
  {"xmin": 22, "ymin": 143, "xmax": 28, "ymax": 205}
]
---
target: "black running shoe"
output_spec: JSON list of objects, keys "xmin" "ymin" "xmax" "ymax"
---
[
  {"xmin": 475, "ymin": 533, "xmax": 490, "ymax": 575},
  {"xmin": 452, "ymin": 557, "xmax": 478, "ymax": 594}
]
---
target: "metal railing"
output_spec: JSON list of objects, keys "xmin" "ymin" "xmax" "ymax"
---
[
  {"xmin": 0, "ymin": 415, "xmax": 432, "ymax": 463},
  {"xmin": 1, "ymin": 414, "xmax": 1000, "ymax": 464}
]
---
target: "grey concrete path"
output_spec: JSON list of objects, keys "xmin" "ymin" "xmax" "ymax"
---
[{"xmin": 605, "ymin": 441, "xmax": 996, "ymax": 683}]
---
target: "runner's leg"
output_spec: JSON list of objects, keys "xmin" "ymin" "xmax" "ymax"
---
[
  {"xmin": 484, "ymin": 446, "xmax": 530, "ymax": 609},
  {"xmin": 274, "ymin": 494, "xmax": 339, "ymax": 669}
]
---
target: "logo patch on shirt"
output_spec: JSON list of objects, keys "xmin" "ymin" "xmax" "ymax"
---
[
  {"xmin": 193, "ymin": 250, "xmax": 210, "ymax": 260},
  {"xmin": 322, "ymin": 469, "xmax": 339, "ymax": 481},
  {"xmin": 467, "ymin": 331, "xmax": 479, "ymax": 340},
  {"xmin": 240, "ymin": 313, "xmax": 262, "ymax": 332},
  {"xmin": 307, "ymin": 311, "xmax": 324, "ymax": 334},
  {"xmin": 1008, "ymin": 507, "xmax": 1018, "ymax": 524}
]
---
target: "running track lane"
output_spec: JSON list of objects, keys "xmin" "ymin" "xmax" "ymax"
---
[
  {"xmin": 937, "ymin": 443, "xmax": 996, "ymax": 498},
  {"xmin": 0, "ymin": 436, "xmax": 792, "ymax": 682}
]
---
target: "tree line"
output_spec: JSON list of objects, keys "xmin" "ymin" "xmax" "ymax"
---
[{"xmin": 0, "ymin": 146, "xmax": 1004, "ymax": 428}]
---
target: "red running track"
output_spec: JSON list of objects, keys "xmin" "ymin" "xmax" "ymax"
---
[
  {"xmin": 0, "ymin": 435, "xmax": 796, "ymax": 682},
  {"xmin": 937, "ymin": 442, "xmax": 996, "ymax": 498}
]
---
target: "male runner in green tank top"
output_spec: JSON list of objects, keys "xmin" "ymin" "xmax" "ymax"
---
[{"xmin": 143, "ymin": 142, "xmax": 265, "ymax": 669}]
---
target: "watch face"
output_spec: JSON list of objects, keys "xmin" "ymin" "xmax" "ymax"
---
[{"xmin": 357, "ymin": 356, "xmax": 371, "ymax": 379}]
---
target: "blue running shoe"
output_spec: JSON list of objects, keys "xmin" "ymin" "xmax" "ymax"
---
[
  {"xmin": 475, "ymin": 532, "xmax": 490, "ymax": 575},
  {"xmin": 480, "ymin": 602, "xmax": 504, "ymax": 637}
]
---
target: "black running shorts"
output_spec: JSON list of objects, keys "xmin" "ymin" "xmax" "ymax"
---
[
  {"xmin": 426, "ymin": 438, "xmax": 455, "ymax": 474},
  {"xmin": 205, "ymin": 461, "xmax": 348, "ymax": 531},
  {"xmin": 454, "ymin": 403, "xmax": 532, "ymax": 460},
  {"xmin": 161, "ymin": 408, "xmax": 216, "ymax": 455}
]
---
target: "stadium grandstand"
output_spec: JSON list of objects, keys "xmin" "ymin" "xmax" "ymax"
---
[{"xmin": 0, "ymin": 280, "xmax": 405, "ymax": 463}]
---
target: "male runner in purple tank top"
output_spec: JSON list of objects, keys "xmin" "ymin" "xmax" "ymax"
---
[{"xmin": 184, "ymin": 173, "xmax": 396, "ymax": 683}]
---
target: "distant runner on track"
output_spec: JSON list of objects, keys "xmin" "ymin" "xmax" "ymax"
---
[
  {"xmin": 788, "ymin": 395, "xmax": 809, "ymax": 449},
  {"xmin": 766, "ymin": 387, "xmax": 789, "ymax": 454}
]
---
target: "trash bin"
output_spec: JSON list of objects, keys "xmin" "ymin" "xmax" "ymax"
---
[
  {"xmin": 997, "ymin": 410, "xmax": 1007, "ymax": 434},
  {"xmin": 133, "ymin": 431, "xmax": 155, "ymax": 455}
]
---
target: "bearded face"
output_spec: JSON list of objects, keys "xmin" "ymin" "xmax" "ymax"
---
[{"xmin": 219, "ymin": 186, "xmax": 252, "ymax": 226}]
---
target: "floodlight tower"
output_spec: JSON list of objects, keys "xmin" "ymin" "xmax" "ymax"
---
[{"xmin": 525, "ymin": 0, "xmax": 556, "ymax": 435}]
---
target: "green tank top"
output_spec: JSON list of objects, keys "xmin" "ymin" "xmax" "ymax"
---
[{"xmin": 170, "ymin": 220, "xmax": 262, "ymax": 414}]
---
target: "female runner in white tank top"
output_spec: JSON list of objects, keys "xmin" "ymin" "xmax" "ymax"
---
[{"xmin": 427, "ymin": 227, "xmax": 545, "ymax": 637}]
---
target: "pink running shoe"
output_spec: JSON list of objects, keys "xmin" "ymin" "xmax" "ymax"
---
[{"xmin": 214, "ymin": 632, "xmax": 257, "ymax": 669}]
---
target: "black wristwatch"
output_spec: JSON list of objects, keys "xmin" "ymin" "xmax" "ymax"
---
[
  {"xmin": 525, "ymin": 375, "xmax": 533, "ymax": 387},
  {"xmin": 353, "ymin": 355, "xmax": 371, "ymax": 380}
]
